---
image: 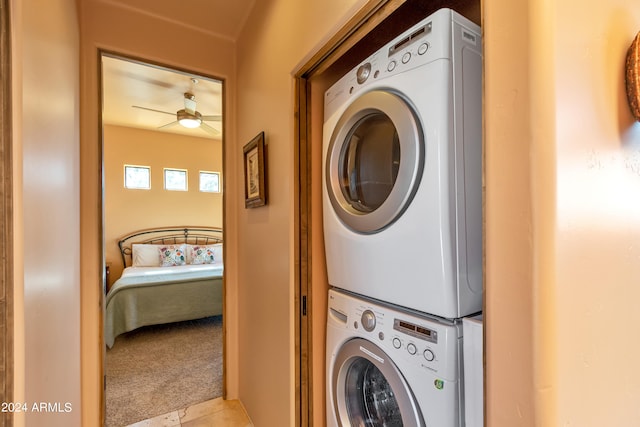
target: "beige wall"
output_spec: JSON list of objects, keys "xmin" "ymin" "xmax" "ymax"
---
[
  {"xmin": 12, "ymin": 0, "xmax": 81, "ymax": 426},
  {"xmin": 553, "ymin": 1, "xmax": 640, "ymax": 425},
  {"xmin": 103, "ymin": 125, "xmax": 223, "ymax": 284},
  {"xmin": 78, "ymin": 1, "xmax": 237, "ymax": 424},
  {"xmin": 234, "ymin": 0, "xmax": 366, "ymax": 425},
  {"xmin": 485, "ymin": 0, "xmax": 640, "ymax": 425}
]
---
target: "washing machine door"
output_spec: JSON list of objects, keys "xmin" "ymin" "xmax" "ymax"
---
[
  {"xmin": 326, "ymin": 89, "xmax": 424, "ymax": 234},
  {"xmin": 332, "ymin": 338, "xmax": 425, "ymax": 426}
]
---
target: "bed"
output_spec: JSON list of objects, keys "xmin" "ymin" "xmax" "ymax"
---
[{"xmin": 105, "ymin": 226, "xmax": 223, "ymax": 348}]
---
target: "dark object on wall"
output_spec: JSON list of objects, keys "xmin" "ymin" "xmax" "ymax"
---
[
  {"xmin": 626, "ymin": 31, "xmax": 640, "ymax": 121},
  {"xmin": 243, "ymin": 132, "xmax": 267, "ymax": 208}
]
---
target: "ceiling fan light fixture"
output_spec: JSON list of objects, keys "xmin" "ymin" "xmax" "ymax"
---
[
  {"xmin": 179, "ymin": 118, "xmax": 201, "ymax": 128},
  {"xmin": 177, "ymin": 109, "xmax": 202, "ymax": 128}
]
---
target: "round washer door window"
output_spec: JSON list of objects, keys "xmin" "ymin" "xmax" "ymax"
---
[
  {"xmin": 332, "ymin": 338, "xmax": 425, "ymax": 426},
  {"xmin": 326, "ymin": 90, "xmax": 424, "ymax": 234}
]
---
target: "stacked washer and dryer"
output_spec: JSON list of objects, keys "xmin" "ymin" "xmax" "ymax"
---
[{"xmin": 323, "ymin": 8, "xmax": 483, "ymax": 426}]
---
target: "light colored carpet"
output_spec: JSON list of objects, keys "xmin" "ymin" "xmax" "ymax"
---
[{"xmin": 105, "ymin": 316, "xmax": 223, "ymax": 426}]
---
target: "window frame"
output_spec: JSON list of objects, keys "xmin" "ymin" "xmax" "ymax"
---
[
  {"xmin": 124, "ymin": 164, "xmax": 151, "ymax": 190},
  {"xmin": 164, "ymin": 168, "xmax": 189, "ymax": 191},
  {"xmin": 199, "ymin": 170, "xmax": 221, "ymax": 193}
]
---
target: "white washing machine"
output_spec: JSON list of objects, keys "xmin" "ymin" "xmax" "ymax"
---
[
  {"xmin": 326, "ymin": 288, "xmax": 464, "ymax": 426},
  {"xmin": 322, "ymin": 8, "xmax": 483, "ymax": 318}
]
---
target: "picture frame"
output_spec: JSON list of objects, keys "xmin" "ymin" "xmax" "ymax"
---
[{"xmin": 243, "ymin": 131, "xmax": 267, "ymax": 208}]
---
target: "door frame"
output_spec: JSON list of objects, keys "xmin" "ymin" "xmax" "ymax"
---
[
  {"xmin": 0, "ymin": 0, "xmax": 13, "ymax": 425},
  {"xmin": 97, "ymin": 49, "xmax": 228, "ymax": 418}
]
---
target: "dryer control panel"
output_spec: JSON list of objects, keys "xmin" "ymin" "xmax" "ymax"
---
[{"xmin": 324, "ymin": 7, "xmax": 481, "ymax": 127}]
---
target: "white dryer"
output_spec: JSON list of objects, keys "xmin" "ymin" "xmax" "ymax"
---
[
  {"xmin": 322, "ymin": 8, "xmax": 483, "ymax": 318},
  {"xmin": 326, "ymin": 288, "xmax": 464, "ymax": 426}
]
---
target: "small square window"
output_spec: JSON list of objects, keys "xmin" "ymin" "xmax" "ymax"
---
[
  {"xmin": 124, "ymin": 165, "xmax": 150, "ymax": 189},
  {"xmin": 199, "ymin": 171, "xmax": 220, "ymax": 193},
  {"xmin": 164, "ymin": 168, "xmax": 188, "ymax": 191}
]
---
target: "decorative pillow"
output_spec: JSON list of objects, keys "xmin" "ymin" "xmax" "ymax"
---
[
  {"xmin": 159, "ymin": 244, "xmax": 187, "ymax": 267},
  {"xmin": 189, "ymin": 245, "xmax": 216, "ymax": 265},
  {"xmin": 131, "ymin": 244, "xmax": 163, "ymax": 267}
]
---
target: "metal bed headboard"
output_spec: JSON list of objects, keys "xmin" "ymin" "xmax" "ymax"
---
[{"xmin": 117, "ymin": 226, "xmax": 223, "ymax": 268}]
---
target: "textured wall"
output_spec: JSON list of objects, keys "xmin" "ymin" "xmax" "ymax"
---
[{"xmin": 485, "ymin": 0, "xmax": 640, "ymax": 425}]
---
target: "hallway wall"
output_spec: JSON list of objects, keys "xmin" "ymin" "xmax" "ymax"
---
[
  {"xmin": 233, "ymin": 0, "xmax": 367, "ymax": 425},
  {"xmin": 552, "ymin": 1, "xmax": 640, "ymax": 424},
  {"xmin": 11, "ymin": 0, "xmax": 81, "ymax": 426},
  {"xmin": 484, "ymin": 0, "xmax": 640, "ymax": 424}
]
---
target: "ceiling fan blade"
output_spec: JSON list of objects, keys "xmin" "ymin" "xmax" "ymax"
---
[
  {"xmin": 111, "ymin": 68, "xmax": 177, "ymax": 89},
  {"xmin": 200, "ymin": 122, "xmax": 220, "ymax": 135},
  {"xmin": 132, "ymin": 105, "xmax": 176, "ymax": 116},
  {"xmin": 158, "ymin": 120, "xmax": 179, "ymax": 129},
  {"xmin": 200, "ymin": 114, "xmax": 222, "ymax": 121}
]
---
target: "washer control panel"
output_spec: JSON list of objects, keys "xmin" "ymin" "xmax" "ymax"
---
[
  {"xmin": 388, "ymin": 317, "xmax": 442, "ymax": 369},
  {"xmin": 332, "ymin": 290, "xmax": 461, "ymax": 380},
  {"xmin": 394, "ymin": 318, "xmax": 437, "ymax": 343}
]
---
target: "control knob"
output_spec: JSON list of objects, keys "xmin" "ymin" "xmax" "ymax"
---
[
  {"xmin": 361, "ymin": 310, "xmax": 376, "ymax": 332},
  {"xmin": 356, "ymin": 63, "xmax": 372, "ymax": 84}
]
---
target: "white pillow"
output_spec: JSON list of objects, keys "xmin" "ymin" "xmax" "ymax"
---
[{"xmin": 131, "ymin": 244, "xmax": 163, "ymax": 267}]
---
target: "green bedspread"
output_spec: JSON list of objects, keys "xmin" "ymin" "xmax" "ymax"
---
[{"xmin": 105, "ymin": 265, "xmax": 223, "ymax": 348}]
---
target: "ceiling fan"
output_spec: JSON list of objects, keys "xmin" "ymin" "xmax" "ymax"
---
[{"xmin": 132, "ymin": 92, "xmax": 222, "ymax": 136}]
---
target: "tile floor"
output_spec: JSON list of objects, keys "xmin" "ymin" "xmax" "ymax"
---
[{"xmin": 125, "ymin": 397, "xmax": 253, "ymax": 427}]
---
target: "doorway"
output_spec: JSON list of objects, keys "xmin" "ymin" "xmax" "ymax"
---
[{"xmin": 100, "ymin": 52, "xmax": 226, "ymax": 426}]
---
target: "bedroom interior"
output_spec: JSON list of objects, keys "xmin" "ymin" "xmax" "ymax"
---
[{"xmin": 101, "ymin": 55, "xmax": 226, "ymax": 425}]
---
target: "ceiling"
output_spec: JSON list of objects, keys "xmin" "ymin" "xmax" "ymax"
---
[
  {"xmin": 100, "ymin": 0, "xmax": 256, "ymax": 41},
  {"xmin": 100, "ymin": 0, "xmax": 256, "ymax": 139},
  {"xmin": 102, "ymin": 55, "xmax": 224, "ymax": 139}
]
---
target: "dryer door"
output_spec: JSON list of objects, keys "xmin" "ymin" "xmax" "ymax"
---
[
  {"xmin": 332, "ymin": 338, "xmax": 425, "ymax": 426},
  {"xmin": 325, "ymin": 90, "xmax": 424, "ymax": 234}
]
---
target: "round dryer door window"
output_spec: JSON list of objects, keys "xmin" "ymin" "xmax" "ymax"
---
[
  {"xmin": 332, "ymin": 338, "xmax": 425, "ymax": 426},
  {"xmin": 326, "ymin": 90, "xmax": 424, "ymax": 233}
]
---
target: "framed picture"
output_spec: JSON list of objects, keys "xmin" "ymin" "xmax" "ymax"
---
[{"xmin": 243, "ymin": 132, "xmax": 267, "ymax": 208}]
